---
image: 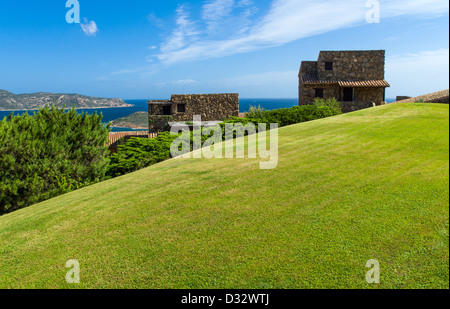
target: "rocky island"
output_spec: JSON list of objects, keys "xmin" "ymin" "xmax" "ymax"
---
[
  {"xmin": 0, "ymin": 90, "xmax": 132, "ymax": 111},
  {"xmin": 110, "ymin": 112, "xmax": 148, "ymax": 129}
]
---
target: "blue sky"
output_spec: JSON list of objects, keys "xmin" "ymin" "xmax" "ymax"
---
[{"xmin": 0, "ymin": 0, "xmax": 448, "ymax": 99}]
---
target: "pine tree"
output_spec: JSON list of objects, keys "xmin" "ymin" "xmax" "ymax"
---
[{"xmin": 0, "ymin": 105, "xmax": 110, "ymax": 214}]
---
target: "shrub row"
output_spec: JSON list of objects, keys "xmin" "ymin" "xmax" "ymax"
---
[{"xmin": 224, "ymin": 98, "xmax": 342, "ymax": 128}]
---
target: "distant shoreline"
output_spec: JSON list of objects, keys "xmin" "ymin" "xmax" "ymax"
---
[
  {"xmin": 110, "ymin": 124, "xmax": 148, "ymax": 130},
  {"xmin": 0, "ymin": 105, "xmax": 134, "ymax": 112}
]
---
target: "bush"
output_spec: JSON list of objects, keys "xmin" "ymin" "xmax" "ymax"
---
[
  {"xmin": 226, "ymin": 104, "xmax": 341, "ymax": 128},
  {"xmin": 245, "ymin": 105, "xmax": 268, "ymax": 119},
  {"xmin": 0, "ymin": 105, "xmax": 110, "ymax": 214},
  {"xmin": 107, "ymin": 132, "xmax": 179, "ymax": 177},
  {"xmin": 313, "ymin": 97, "xmax": 342, "ymax": 114},
  {"xmin": 107, "ymin": 127, "xmax": 226, "ymax": 177}
]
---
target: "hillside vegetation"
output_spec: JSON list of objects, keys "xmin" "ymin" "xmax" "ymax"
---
[
  {"xmin": 0, "ymin": 89, "xmax": 130, "ymax": 111},
  {"xmin": 110, "ymin": 111, "xmax": 149, "ymax": 129},
  {"xmin": 0, "ymin": 103, "xmax": 448, "ymax": 288}
]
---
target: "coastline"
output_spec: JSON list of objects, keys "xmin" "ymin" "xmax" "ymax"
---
[
  {"xmin": 0, "ymin": 104, "xmax": 134, "ymax": 112},
  {"xmin": 110, "ymin": 124, "xmax": 148, "ymax": 130}
]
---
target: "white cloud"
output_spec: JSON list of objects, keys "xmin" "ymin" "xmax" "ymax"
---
[
  {"xmin": 147, "ymin": 12, "xmax": 165, "ymax": 29},
  {"xmin": 386, "ymin": 48, "xmax": 449, "ymax": 97},
  {"xmin": 201, "ymin": 0, "xmax": 256, "ymax": 34},
  {"xmin": 382, "ymin": 0, "xmax": 449, "ymax": 17},
  {"xmin": 155, "ymin": 0, "xmax": 367, "ymax": 64},
  {"xmin": 202, "ymin": 0, "xmax": 235, "ymax": 23},
  {"xmin": 160, "ymin": 4, "xmax": 200, "ymax": 54},
  {"xmin": 156, "ymin": 79, "xmax": 199, "ymax": 87},
  {"xmin": 81, "ymin": 18, "xmax": 99, "ymax": 36},
  {"xmin": 153, "ymin": 0, "xmax": 449, "ymax": 66}
]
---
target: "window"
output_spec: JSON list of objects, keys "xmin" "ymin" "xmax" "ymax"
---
[
  {"xmin": 315, "ymin": 88, "xmax": 324, "ymax": 98},
  {"xmin": 162, "ymin": 105, "xmax": 172, "ymax": 116},
  {"xmin": 325, "ymin": 62, "xmax": 333, "ymax": 71},
  {"xmin": 177, "ymin": 104, "xmax": 186, "ymax": 113},
  {"xmin": 343, "ymin": 88, "xmax": 354, "ymax": 101}
]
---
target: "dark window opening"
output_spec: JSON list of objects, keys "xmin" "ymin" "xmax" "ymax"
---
[
  {"xmin": 177, "ymin": 104, "xmax": 186, "ymax": 113},
  {"xmin": 325, "ymin": 62, "xmax": 333, "ymax": 71},
  {"xmin": 162, "ymin": 105, "xmax": 172, "ymax": 116},
  {"xmin": 315, "ymin": 88, "xmax": 324, "ymax": 98},
  {"xmin": 343, "ymin": 87, "xmax": 354, "ymax": 101}
]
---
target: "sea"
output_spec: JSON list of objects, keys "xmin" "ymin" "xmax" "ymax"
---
[{"xmin": 0, "ymin": 98, "xmax": 396, "ymax": 132}]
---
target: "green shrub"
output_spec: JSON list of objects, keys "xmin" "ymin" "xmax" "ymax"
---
[
  {"xmin": 226, "ymin": 104, "xmax": 341, "ymax": 129},
  {"xmin": 106, "ymin": 129, "xmax": 216, "ymax": 177},
  {"xmin": 245, "ymin": 105, "xmax": 268, "ymax": 119},
  {"xmin": 107, "ymin": 132, "xmax": 179, "ymax": 177},
  {"xmin": 313, "ymin": 97, "xmax": 342, "ymax": 114},
  {"xmin": 0, "ymin": 106, "xmax": 110, "ymax": 214}
]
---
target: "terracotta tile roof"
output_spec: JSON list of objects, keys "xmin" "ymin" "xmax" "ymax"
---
[
  {"xmin": 108, "ymin": 131, "xmax": 155, "ymax": 146},
  {"xmin": 338, "ymin": 80, "xmax": 390, "ymax": 87},
  {"xmin": 301, "ymin": 75, "xmax": 336, "ymax": 84},
  {"xmin": 301, "ymin": 74, "xmax": 390, "ymax": 87}
]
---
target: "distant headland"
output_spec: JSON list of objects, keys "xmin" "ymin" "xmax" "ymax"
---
[{"xmin": 0, "ymin": 89, "xmax": 132, "ymax": 111}]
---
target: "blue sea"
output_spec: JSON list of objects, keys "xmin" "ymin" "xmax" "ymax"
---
[{"xmin": 0, "ymin": 98, "xmax": 396, "ymax": 132}]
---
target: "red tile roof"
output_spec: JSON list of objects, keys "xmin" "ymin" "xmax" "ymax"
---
[
  {"xmin": 338, "ymin": 80, "xmax": 390, "ymax": 87},
  {"xmin": 108, "ymin": 131, "xmax": 155, "ymax": 146},
  {"xmin": 301, "ymin": 74, "xmax": 390, "ymax": 88}
]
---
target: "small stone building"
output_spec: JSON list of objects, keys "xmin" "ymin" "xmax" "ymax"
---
[
  {"xmin": 148, "ymin": 93, "xmax": 239, "ymax": 132},
  {"xmin": 299, "ymin": 50, "xmax": 390, "ymax": 113}
]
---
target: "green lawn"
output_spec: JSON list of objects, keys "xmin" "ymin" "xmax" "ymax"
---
[{"xmin": 0, "ymin": 103, "xmax": 448, "ymax": 289}]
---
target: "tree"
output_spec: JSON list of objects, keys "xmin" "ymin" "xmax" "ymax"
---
[{"xmin": 0, "ymin": 105, "xmax": 110, "ymax": 214}]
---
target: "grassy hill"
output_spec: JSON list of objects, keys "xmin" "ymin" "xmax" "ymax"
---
[{"xmin": 0, "ymin": 103, "xmax": 448, "ymax": 289}]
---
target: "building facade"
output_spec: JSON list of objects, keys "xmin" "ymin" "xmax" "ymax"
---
[
  {"xmin": 148, "ymin": 93, "xmax": 239, "ymax": 132},
  {"xmin": 299, "ymin": 50, "xmax": 390, "ymax": 113}
]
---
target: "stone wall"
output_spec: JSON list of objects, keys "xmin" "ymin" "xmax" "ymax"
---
[
  {"xmin": 317, "ymin": 50, "xmax": 385, "ymax": 81},
  {"xmin": 341, "ymin": 101, "xmax": 377, "ymax": 113},
  {"xmin": 300, "ymin": 85, "xmax": 385, "ymax": 108},
  {"xmin": 148, "ymin": 101, "xmax": 171, "ymax": 116},
  {"xmin": 299, "ymin": 61, "xmax": 318, "ymax": 76},
  {"xmin": 148, "ymin": 93, "xmax": 239, "ymax": 132},
  {"xmin": 396, "ymin": 96, "xmax": 412, "ymax": 102},
  {"xmin": 170, "ymin": 93, "xmax": 239, "ymax": 122},
  {"xmin": 354, "ymin": 87, "xmax": 385, "ymax": 104},
  {"xmin": 300, "ymin": 84, "xmax": 340, "ymax": 106}
]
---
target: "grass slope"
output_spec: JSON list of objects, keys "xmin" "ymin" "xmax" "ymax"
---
[{"xmin": 0, "ymin": 103, "xmax": 448, "ymax": 289}]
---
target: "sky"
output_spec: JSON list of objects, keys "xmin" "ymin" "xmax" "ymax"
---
[{"xmin": 0, "ymin": 0, "xmax": 448, "ymax": 99}]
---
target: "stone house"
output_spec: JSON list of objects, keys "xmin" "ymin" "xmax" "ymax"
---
[
  {"xmin": 299, "ymin": 50, "xmax": 390, "ymax": 113},
  {"xmin": 148, "ymin": 93, "xmax": 239, "ymax": 132}
]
